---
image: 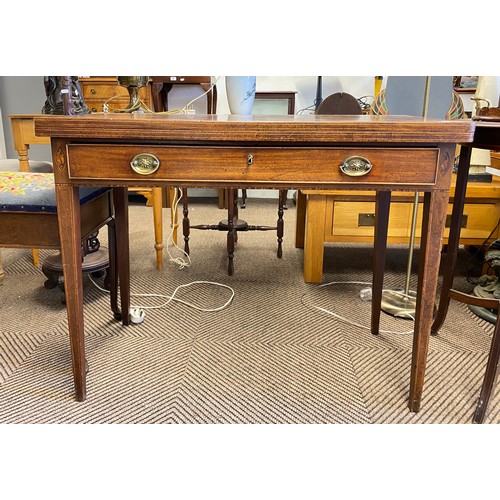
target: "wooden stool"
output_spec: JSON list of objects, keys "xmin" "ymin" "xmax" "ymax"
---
[
  {"xmin": 182, "ymin": 188, "xmax": 287, "ymax": 275},
  {"xmin": 0, "ymin": 171, "xmax": 120, "ymax": 317},
  {"xmin": 0, "ymin": 158, "xmax": 53, "ymax": 272}
]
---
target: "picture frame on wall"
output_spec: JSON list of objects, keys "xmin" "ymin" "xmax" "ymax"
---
[{"xmin": 453, "ymin": 76, "xmax": 479, "ymax": 93}]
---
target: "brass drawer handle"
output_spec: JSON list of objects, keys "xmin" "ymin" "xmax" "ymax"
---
[
  {"xmin": 90, "ymin": 88, "xmax": 96, "ymax": 95},
  {"xmin": 130, "ymin": 153, "xmax": 160, "ymax": 175},
  {"xmin": 340, "ymin": 156, "xmax": 373, "ymax": 177}
]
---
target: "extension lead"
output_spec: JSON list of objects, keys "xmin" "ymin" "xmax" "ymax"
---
[{"xmin": 90, "ymin": 277, "xmax": 235, "ymax": 323}]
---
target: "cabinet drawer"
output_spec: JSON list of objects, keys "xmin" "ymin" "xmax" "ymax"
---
[
  {"xmin": 81, "ymin": 84, "xmax": 149, "ymax": 100},
  {"xmin": 85, "ymin": 98, "xmax": 131, "ymax": 113},
  {"xmin": 443, "ymin": 203, "xmax": 499, "ymax": 240},
  {"xmin": 66, "ymin": 145, "xmax": 440, "ymax": 187},
  {"xmin": 330, "ymin": 201, "xmax": 412, "ymax": 239},
  {"xmin": 326, "ymin": 199, "xmax": 500, "ymax": 243}
]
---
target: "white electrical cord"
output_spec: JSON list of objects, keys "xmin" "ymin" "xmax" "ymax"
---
[
  {"xmin": 179, "ymin": 76, "xmax": 220, "ymax": 114},
  {"xmin": 90, "ymin": 276, "xmax": 234, "ymax": 313},
  {"xmin": 166, "ymin": 187, "xmax": 191, "ymax": 269},
  {"xmin": 301, "ymin": 280, "xmax": 415, "ymax": 335},
  {"xmin": 89, "ymin": 183, "xmax": 236, "ymax": 316}
]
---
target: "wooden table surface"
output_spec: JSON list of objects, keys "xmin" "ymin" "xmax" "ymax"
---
[{"xmin": 34, "ymin": 113, "xmax": 475, "ymax": 413}]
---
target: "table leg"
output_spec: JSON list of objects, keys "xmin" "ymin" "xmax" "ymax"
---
[
  {"xmin": 371, "ymin": 190, "xmax": 391, "ymax": 335},
  {"xmin": 303, "ymin": 195, "xmax": 327, "ymax": 283},
  {"xmin": 182, "ymin": 188, "xmax": 190, "ymax": 255},
  {"xmin": 227, "ymin": 188, "xmax": 236, "ymax": 276},
  {"xmin": 277, "ymin": 189, "xmax": 286, "ymax": 258},
  {"xmin": 107, "ymin": 218, "xmax": 120, "ymax": 320},
  {"xmin": 409, "ymin": 189, "xmax": 450, "ymax": 412},
  {"xmin": 151, "ymin": 187, "xmax": 164, "ymax": 270},
  {"xmin": 113, "ymin": 187, "xmax": 130, "ymax": 326},
  {"xmin": 295, "ymin": 190, "xmax": 306, "ymax": 249},
  {"xmin": 55, "ymin": 183, "xmax": 86, "ymax": 402},
  {"xmin": 432, "ymin": 146, "xmax": 472, "ymax": 335}
]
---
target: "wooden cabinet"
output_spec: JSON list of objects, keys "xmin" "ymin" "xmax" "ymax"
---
[
  {"xmin": 296, "ymin": 176, "xmax": 500, "ymax": 282},
  {"xmin": 79, "ymin": 77, "xmax": 152, "ymax": 113}
]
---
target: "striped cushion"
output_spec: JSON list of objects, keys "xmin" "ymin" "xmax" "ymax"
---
[{"xmin": 0, "ymin": 171, "xmax": 109, "ymax": 213}]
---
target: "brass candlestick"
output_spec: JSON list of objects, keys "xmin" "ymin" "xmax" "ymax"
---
[{"xmin": 115, "ymin": 76, "xmax": 149, "ymax": 113}]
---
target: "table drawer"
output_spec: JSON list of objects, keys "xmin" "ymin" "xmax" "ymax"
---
[{"xmin": 67, "ymin": 145, "xmax": 440, "ymax": 188}]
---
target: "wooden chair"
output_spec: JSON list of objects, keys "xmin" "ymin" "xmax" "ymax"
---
[
  {"xmin": 0, "ymin": 171, "xmax": 119, "ymax": 317},
  {"xmin": 448, "ymin": 289, "xmax": 500, "ymax": 423},
  {"xmin": 316, "ymin": 92, "xmax": 363, "ymax": 115}
]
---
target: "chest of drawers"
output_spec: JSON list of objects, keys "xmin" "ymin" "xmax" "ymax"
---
[{"xmin": 79, "ymin": 77, "xmax": 152, "ymax": 113}]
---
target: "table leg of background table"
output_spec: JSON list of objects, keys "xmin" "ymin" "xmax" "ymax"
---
[
  {"xmin": 409, "ymin": 189, "xmax": 450, "ymax": 412},
  {"xmin": 113, "ymin": 187, "xmax": 131, "ymax": 326},
  {"xmin": 303, "ymin": 195, "xmax": 327, "ymax": 283},
  {"xmin": 152, "ymin": 187, "xmax": 164, "ymax": 270},
  {"xmin": 371, "ymin": 190, "xmax": 391, "ymax": 335},
  {"xmin": 56, "ymin": 183, "xmax": 86, "ymax": 402},
  {"xmin": 432, "ymin": 146, "xmax": 472, "ymax": 335},
  {"xmin": 295, "ymin": 190, "xmax": 307, "ymax": 249}
]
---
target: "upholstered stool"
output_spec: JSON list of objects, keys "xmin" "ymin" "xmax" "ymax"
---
[
  {"xmin": 0, "ymin": 171, "xmax": 119, "ymax": 315},
  {"xmin": 0, "ymin": 158, "xmax": 54, "ymax": 279}
]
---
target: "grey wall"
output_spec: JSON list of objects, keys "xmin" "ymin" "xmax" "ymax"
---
[{"xmin": 0, "ymin": 76, "xmax": 52, "ymax": 160}]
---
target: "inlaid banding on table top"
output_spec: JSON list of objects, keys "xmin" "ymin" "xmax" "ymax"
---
[
  {"xmin": 66, "ymin": 145, "xmax": 440, "ymax": 187},
  {"xmin": 33, "ymin": 114, "xmax": 476, "ymax": 144}
]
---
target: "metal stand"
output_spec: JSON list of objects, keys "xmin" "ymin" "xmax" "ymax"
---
[{"xmin": 381, "ymin": 192, "xmax": 419, "ymax": 319}]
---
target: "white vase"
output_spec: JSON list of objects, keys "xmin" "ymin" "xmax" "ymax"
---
[{"xmin": 225, "ymin": 76, "xmax": 256, "ymax": 115}]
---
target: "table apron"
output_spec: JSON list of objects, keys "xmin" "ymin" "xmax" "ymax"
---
[{"xmin": 65, "ymin": 144, "xmax": 440, "ymax": 189}]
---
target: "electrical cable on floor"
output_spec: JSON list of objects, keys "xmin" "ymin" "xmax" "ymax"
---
[
  {"xmin": 89, "ymin": 183, "xmax": 235, "ymax": 315},
  {"xmin": 89, "ymin": 275, "xmax": 235, "ymax": 313},
  {"xmin": 301, "ymin": 280, "xmax": 415, "ymax": 335}
]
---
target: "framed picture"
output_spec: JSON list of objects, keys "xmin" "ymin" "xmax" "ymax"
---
[{"xmin": 453, "ymin": 76, "xmax": 479, "ymax": 93}]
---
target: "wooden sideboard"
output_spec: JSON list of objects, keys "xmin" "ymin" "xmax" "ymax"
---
[{"xmin": 296, "ymin": 175, "xmax": 500, "ymax": 283}]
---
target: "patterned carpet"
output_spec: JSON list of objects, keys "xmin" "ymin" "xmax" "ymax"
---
[{"xmin": 0, "ymin": 197, "xmax": 498, "ymax": 424}]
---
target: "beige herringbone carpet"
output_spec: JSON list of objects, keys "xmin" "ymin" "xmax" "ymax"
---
[{"xmin": 0, "ymin": 198, "xmax": 498, "ymax": 424}]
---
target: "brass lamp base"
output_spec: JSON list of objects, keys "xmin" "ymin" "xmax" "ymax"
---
[
  {"xmin": 115, "ymin": 76, "xmax": 150, "ymax": 113},
  {"xmin": 380, "ymin": 289, "xmax": 417, "ymax": 319}
]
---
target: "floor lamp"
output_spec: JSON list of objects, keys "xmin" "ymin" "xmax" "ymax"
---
[{"xmin": 380, "ymin": 77, "xmax": 434, "ymax": 318}]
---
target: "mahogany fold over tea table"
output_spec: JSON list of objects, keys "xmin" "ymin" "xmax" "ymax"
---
[{"xmin": 34, "ymin": 114, "xmax": 474, "ymax": 413}]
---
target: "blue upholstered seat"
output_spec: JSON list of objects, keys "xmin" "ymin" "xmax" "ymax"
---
[{"xmin": 0, "ymin": 171, "xmax": 110, "ymax": 213}]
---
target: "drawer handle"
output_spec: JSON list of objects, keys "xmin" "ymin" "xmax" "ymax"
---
[
  {"xmin": 130, "ymin": 153, "xmax": 160, "ymax": 175},
  {"xmin": 340, "ymin": 156, "xmax": 373, "ymax": 177},
  {"xmin": 247, "ymin": 154, "xmax": 254, "ymax": 165},
  {"xmin": 90, "ymin": 88, "xmax": 96, "ymax": 94}
]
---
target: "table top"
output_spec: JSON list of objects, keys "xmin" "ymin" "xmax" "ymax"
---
[{"xmin": 33, "ymin": 113, "xmax": 475, "ymax": 145}]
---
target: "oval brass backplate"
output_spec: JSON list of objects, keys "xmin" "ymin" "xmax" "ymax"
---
[
  {"xmin": 130, "ymin": 153, "xmax": 160, "ymax": 175},
  {"xmin": 339, "ymin": 156, "xmax": 373, "ymax": 177}
]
